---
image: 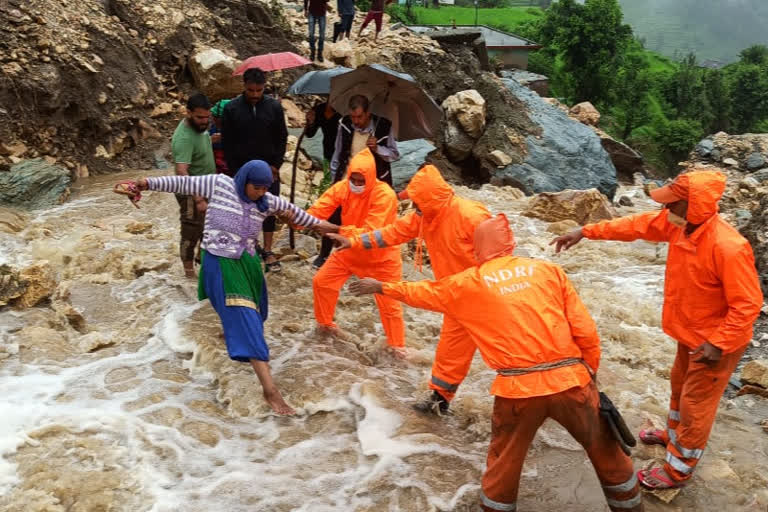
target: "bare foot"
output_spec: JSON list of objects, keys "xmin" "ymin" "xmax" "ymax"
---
[
  {"xmin": 263, "ymin": 387, "xmax": 296, "ymax": 416},
  {"xmin": 184, "ymin": 270, "xmax": 196, "ymax": 279}
]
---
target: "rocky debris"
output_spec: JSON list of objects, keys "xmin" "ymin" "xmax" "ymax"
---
[
  {"xmin": 0, "ymin": 207, "xmax": 28, "ymax": 234},
  {"xmin": 51, "ymin": 281, "xmax": 87, "ymax": 333},
  {"xmin": 442, "ymin": 120, "xmax": 477, "ymax": 162},
  {"xmin": 150, "ymin": 103, "xmax": 174, "ymax": 118},
  {"xmin": 0, "ymin": 159, "xmax": 71, "ymax": 209},
  {"xmin": 569, "ymin": 102, "xmax": 601, "ymax": 126},
  {"xmin": 692, "ymin": 133, "xmax": 768, "ymax": 170},
  {"xmin": 741, "ymin": 360, "xmax": 768, "ymax": 389},
  {"xmin": 617, "ymin": 195, "xmax": 634, "ymax": 207},
  {"xmin": 0, "ymin": 0, "xmax": 298, "ymax": 173},
  {"xmin": 761, "ymin": 419, "xmax": 768, "ymax": 434},
  {"xmin": 736, "ymin": 384, "xmax": 768, "ymax": 399},
  {"xmin": 442, "ymin": 90, "xmax": 486, "ymax": 139},
  {"xmin": 493, "ymin": 78, "xmax": 617, "ymax": 198},
  {"xmin": 523, "ymin": 189, "xmax": 617, "ymax": 225},
  {"xmin": 274, "ymin": 233, "xmax": 318, "ymax": 259},
  {"xmin": 188, "ymin": 48, "xmax": 243, "ymax": 102}
]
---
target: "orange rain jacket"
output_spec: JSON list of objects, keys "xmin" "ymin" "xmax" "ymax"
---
[
  {"xmin": 348, "ymin": 164, "xmax": 491, "ymax": 278},
  {"xmin": 583, "ymin": 170, "xmax": 762, "ymax": 353},
  {"xmin": 381, "ymin": 216, "xmax": 601, "ymax": 399},
  {"xmin": 307, "ymin": 149, "xmax": 400, "ymax": 267}
]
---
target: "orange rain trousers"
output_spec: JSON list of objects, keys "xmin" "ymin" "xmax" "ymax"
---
[
  {"xmin": 481, "ymin": 381, "xmax": 642, "ymax": 512},
  {"xmin": 313, "ymin": 250, "xmax": 405, "ymax": 347},
  {"xmin": 653, "ymin": 343, "xmax": 747, "ymax": 482}
]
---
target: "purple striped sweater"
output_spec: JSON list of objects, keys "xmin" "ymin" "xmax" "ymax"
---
[{"xmin": 147, "ymin": 174, "xmax": 319, "ymax": 259}]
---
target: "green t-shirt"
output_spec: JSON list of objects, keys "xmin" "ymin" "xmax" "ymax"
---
[{"xmin": 171, "ymin": 120, "xmax": 215, "ymax": 176}]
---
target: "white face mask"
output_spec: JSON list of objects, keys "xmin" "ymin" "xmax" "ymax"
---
[
  {"xmin": 667, "ymin": 211, "xmax": 687, "ymax": 228},
  {"xmin": 349, "ymin": 182, "xmax": 365, "ymax": 194}
]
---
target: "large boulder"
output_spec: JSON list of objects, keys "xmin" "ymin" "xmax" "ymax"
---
[
  {"xmin": 188, "ymin": 48, "xmax": 243, "ymax": 102},
  {"xmin": 493, "ymin": 79, "xmax": 617, "ymax": 198},
  {"xmin": 523, "ymin": 189, "xmax": 617, "ymax": 225},
  {"xmin": 0, "ymin": 159, "xmax": 71, "ymax": 209},
  {"xmin": 441, "ymin": 89, "xmax": 486, "ymax": 138},
  {"xmin": 15, "ymin": 262, "xmax": 56, "ymax": 309}
]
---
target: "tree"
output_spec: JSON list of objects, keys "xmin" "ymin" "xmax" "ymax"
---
[
  {"xmin": 612, "ymin": 53, "xmax": 652, "ymax": 139},
  {"xmin": 662, "ymin": 53, "xmax": 709, "ymax": 121},
  {"xmin": 729, "ymin": 64, "xmax": 768, "ymax": 133},
  {"xmin": 533, "ymin": 0, "xmax": 633, "ymax": 104},
  {"xmin": 658, "ymin": 119, "xmax": 704, "ymax": 164},
  {"xmin": 739, "ymin": 45, "xmax": 768, "ymax": 66},
  {"xmin": 702, "ymin": 69, "xmax": 731, "ymax": 133}
]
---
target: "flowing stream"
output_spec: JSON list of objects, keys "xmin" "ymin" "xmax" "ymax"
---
[{"xmin": 1, "ymin": 173, "xmax": 767, "ymax": 511}]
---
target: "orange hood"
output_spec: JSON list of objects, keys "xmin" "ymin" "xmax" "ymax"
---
[
  {"xmin": 651, "ymin": 170, "xmax": 726, "ymax": 225},
  {"xmin": 405, "ymin": 165, "xmax": 454, "ymax": 221},
  {"xmin": 474, "ymin": 213, "xmax": 517, "ymax": 263},
  {"xmin": 345, "ymin": 148, "xmax": 378, "ymax": 198}
]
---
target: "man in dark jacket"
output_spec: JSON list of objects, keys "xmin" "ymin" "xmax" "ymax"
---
[
  {"xmin": 329, "ymin": 94, "xmax": 398, "ymax": 188},
  {"xmin": 222, "ymin": 67, "xmax": 288, "ymax": 271}
]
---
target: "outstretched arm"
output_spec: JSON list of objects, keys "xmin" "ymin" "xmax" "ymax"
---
[{"xmin": 140, "ymin": 175, "xmax": 218, "ymax": 199}]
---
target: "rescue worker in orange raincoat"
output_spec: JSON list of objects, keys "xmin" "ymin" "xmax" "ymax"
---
[
  {"xmin": 551, "ymin": 169, "xmax": 762, "ymax": 490},
  {"xmin": 349, "ymin": 214, "xmax": 643, "ymax": 512},
  {"xmin": 326, "ymin": 164, "xmax": 491, "ymax": 411},
  {"xmin": 307, "ymin": 148, "xmax": 405, "ymax": 348}
]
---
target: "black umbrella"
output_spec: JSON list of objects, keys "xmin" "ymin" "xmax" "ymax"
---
[
  {"xmin": 287, "ymin": 67, "xmax": 353, "ymax": 95},
  {"xmin": 329, "ymin": 64, "xmax": 442, "ymax": 141}
]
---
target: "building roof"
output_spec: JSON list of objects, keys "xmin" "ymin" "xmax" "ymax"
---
[{"xmin": 406, "ymin": 24, "xmax": 541, "ymax": 49}]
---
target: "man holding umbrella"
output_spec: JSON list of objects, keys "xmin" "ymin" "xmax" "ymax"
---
[{"xmin": 330, "ymin": 94, "xmax": 399, "ymax": 188}]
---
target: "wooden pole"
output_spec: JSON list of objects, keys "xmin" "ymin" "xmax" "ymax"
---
[{"xmin": 289, "ymin": 127, "xmax": 307, "ymax": 250}]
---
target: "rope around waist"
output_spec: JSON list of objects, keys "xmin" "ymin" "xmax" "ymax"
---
[{"xmin": 496, "ymin": 357, "xmax": 589, "ymax": 377}]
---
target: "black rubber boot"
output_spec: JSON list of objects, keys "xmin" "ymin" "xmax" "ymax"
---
[{"xmin": 412, "ymin": 391, "xmax": 450, "ymax": 415}]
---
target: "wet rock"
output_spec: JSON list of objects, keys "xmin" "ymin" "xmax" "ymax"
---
[
  {"xmin": 15, "ymin": 261, "xmax": 56, "ymax": 308},
  {"xmin": 739, "ymin": 176, "xmax": 760, "ymax": 191},
  {"xmin": 523, "ymin": 189, "xmax": 617, "ymax": 225},
  {"xmin": 723, "ymin": 158, "xmax": 739, "ymax": 167},
  {"xmin": 736, "ymin": 385, "xmax": 768, "ymax": 399},
  {"xmin": 188, "ymin": 47, "xmax": 243, "ymax": 102},
  {"xmin": 0, "ymin": 159, "xmax": 71, "ymax": 209},
  {"xmin": 746, "ymin": 152, "xmax": 767, "ymax": 171},
  {"xmin": 328, "ymin": 39, "xmax": 353, "ymax": 66},
  {"xmin": 617, "ymin": 195, "xmax": 634, "ymax": 207},
  {"xmin": 274, "ymin": 233, "xmax": 318, "ymax": 259},
  {"xmin": 569, "ymin": 102, "xmax": 600, "ymax": 126},
  {"xmin": 0, "ymin": 206, "xmax": 27, "ymax": 234},
  {"xmin": 78, "ymin": 332, "xmax": 114, "ymax": 352},
  {"xmin": 741, "ymin": 360, "xmax": 768, "ymax": 389},
  {"xmin": 761, "ymin": 419, "xmax": 768, "ymax": 433},
  {"xmin": 495, "ymin": 78, "xmax": 617, "ymax": 198},
  {"xmin": 442, "ymin": 89, "xmax": 486, "ymax": 139}
]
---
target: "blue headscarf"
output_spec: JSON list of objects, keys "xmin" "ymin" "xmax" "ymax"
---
[{"xmin": 234, "ymin": 160, "xmax": 274, "ymax": 212}]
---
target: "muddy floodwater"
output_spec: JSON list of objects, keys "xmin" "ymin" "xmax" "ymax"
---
[{"xmin": 1, "ymin": 172, "xmax": 767, "ymax": 511}]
